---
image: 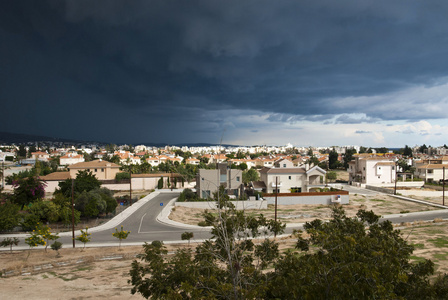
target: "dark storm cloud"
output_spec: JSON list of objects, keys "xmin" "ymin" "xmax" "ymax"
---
[{"xmin": 1, "ymin": 0, "xmax": 448, "ymax": 143}]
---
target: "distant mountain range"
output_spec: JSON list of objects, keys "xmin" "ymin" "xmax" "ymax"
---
[
  {"xmin": 0, "ymin": 131, "xmax": 86, "ymax": 145},
  {"xmin": 0, "ymin": 131, "xmax": 239, "ymax": 148}
]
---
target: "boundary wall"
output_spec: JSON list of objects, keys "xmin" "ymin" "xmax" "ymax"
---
[{"xmin": 263, "ymin": 191, "xmax": 349, "ymax": 205}]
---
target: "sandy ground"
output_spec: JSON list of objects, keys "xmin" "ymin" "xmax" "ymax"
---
[
  {"xmin": 169, "ymin": 193, "xmax": 437, "ymax": 225},
  {"xmin": 0, "ymin": 245, "xmax": 190, "ymax": 300}
]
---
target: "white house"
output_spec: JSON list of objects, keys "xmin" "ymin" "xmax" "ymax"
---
[
  {"xmin": 348, "ymin": 156, "xmax": 396, "ymax": 185},
  {"xmin": 259, "ymin": 165, "xmax": 326, "ymax": 193},
  {"xmin": 60, "ymin": 153, "xmax": 85, "ymax": 166}
]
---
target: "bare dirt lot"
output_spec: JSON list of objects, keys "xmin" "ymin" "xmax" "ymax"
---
[{"xmin": 169, "ymin": 193, "xmax": 437, "ymax": 225}]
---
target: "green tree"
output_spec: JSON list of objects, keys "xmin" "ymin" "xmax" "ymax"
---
[
  {"xmin": 17, "ymin": 144, "xmax": 27, "ymax": 158},
  {"xmin": 403, "ymin": 145, "xmax": 413, "ymax": 157},
  {"xmin": 27, "ymin": 145, "xmax": 36, "ymax": 158},
  {"xmin": 419, "ymin": 144, "xmax": 428, "ymax": 154},
  {"xmin": 397, "ymin": 158, "xmax": 410, "ymax": 173},
  {"xmin": 267, "ymin": 208, "xmax": 445, "ymax": 299},
  {"xmin": 38, "ymin": 225, "xmax": 59, "ymax": 252},
  {"xmin": 105, "ymin": 144, "xmax": 117, "ymax": 153},
  {"xmin": 50, "ymin": 240, "xmax": 63, "ymax": 256},
  {"xmin": 242, "ymin": 168, "xmax": 260, "ymax": 184},
  {"xmin": 307, "ymin": 155, "xmax": 320, "ymax": 167},
  {"xmin": 75, "ymin": 227, "xmax": 91, "ymax": 250},
  {"xmin": 1, "ymin": 237, "xmax": 19, "ymax": 253},
  {"xmin": 57, "ymin": 170, "xmax": 101, "ymax": 198},
  {"xmin": 11, "ymin": 176, "xmax": 46, "ymax": 209},
  {"xmin": 96, "ymin": 187, "xmax": 118, "ymax": 215},
  {"xmin": 112, "ymin": 225, "xmax": 130, "ymax": 249},
  {"xmin": 25, "ymin": 224, "xmax": 46, "ymax": 259},
  {"xmin": 343, "ymin": 148, "xmax": 356, "ymax": 169},
  {"xmin": 359, "ymin": 146, "xmax": 368, "ymax": 153},
  {"xmin": 181, "ymin": 231, "xmax": 194, "ymax": 246},
  {"xmin": 238, "ymin": 162, "xmax": 248, "ymax": 171},
  {"xmin": 0, "ymin": 201, "xmax": 20, "ymax": 231},
  {"xmin": 158, "ymin": 176, "xmax": 163, "ymax": 189},
  {"xmin": 28, "ymin": 201, "xmax": 60, "ymax": 223},
  {"xmin": 52, "ymin": 193, "xmax": 81, "ymax": 226},
  {"xmin": 326, "ymin": 171, "xmax": 337, "ymax": 182},
  {"xmin": 75, "ymin": 189, "xmax": 107, "ymax": 218},
  {"xmin": 328, "ymin": 149, "xmax": 339, "ymax": 169},
  {"xmin": 307, "ymin": 147, "xmax": 313, "ymax": 156},
  {"xmin": 375, "ymin": 147, "xmax": 389, "ymax": 154}
]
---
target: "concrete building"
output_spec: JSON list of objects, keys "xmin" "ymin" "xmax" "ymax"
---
[
  {"xmin": 196, "ymin": 163, "xmax": 243, "ymax": 199},
  {"xmin": 348, "ymin": 156, "xmax": 396, "ymax": 185},
  {"xmin": 68, "ymin": 159, "xmax": 121, "ymax": 180},
  {"xmin": 259, "ymin": 165, "xmax": 326, "ymax": 193},
  {"xmin": 60, "ymin": 153, "xmax": 85, "ymax": 166},
  {"xmin": 415, "ymin": 164, "xmax": 447, "ymax": 183}
]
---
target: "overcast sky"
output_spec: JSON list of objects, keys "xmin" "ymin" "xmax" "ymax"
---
[{"xmin": 1, "ymin": 1, "xmax": 448, "ymax": 147}]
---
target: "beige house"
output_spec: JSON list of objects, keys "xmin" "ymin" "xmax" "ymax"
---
[
  {"xmin": 348, "ymin": 156, "xmax": 396, "ymax": 185},
  {"xmin": 415, "ymin": 164, "xmax": 447, "ymax": 183},
  {"xmin": 196, "ymin": 163, "xmax": 243, "ymax": 199},
  {"xmin": 259, "ymin": 165, "xmax": 326, "ymax": 193},
  {"xmin": 68, "ymin": 160, "xmax": 120, "ymax": 180},
  {"xmin": 186, "ymin": 158, "xmax": 200, "ymax": 165}
]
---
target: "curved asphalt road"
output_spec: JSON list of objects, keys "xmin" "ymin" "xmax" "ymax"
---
[
  {"xmin": 2, "ymin": 189, "xmax": 448, "ymax": 250},
  {"xmin": 87, "ymin": 192, "xmax": 211, "ymax": 244}
]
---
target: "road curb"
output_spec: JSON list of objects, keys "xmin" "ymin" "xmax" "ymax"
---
[{"xmin": 156, "ymin": 196, "xmax": 213, "ymax": 229}]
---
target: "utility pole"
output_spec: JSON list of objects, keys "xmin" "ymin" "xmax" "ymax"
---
[
  {"xmin": 394, "ymin": 162, "xmax": 398, "ymax": 195},
  {"xmin": 274, "ymin": 176, "xmax": 278, "ymax": 238},
  {"xmin": 71, "ymin": 178, "xmax": 75, "ymax": 248},
  {"xmin": 1, "ymin": 162, "xmax": 4, "ymax": 189},
  {"xmin": 129, "ymin": 168, "xmax": 132, "ymax": 206},
  {"xmin": 443, "ymin": 167, "xmax": 445, "ymax": 206}
]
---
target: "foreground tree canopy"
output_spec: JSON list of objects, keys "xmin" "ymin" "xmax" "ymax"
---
[{"xmin": 129, "ymin": 199, "xmax": 448, "ymax": 299}]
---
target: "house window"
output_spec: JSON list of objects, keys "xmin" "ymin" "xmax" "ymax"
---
[
  {"xmin": 288, "ymin": 176, "xmax": 291, "ymax": 180},
  {"xmin": 236, "ymin": 176, "xmax": 240, "ymax": 182},
  {"xmin": 428, "ymin": 169, "xmax": 434, "ymax": 174},
  {"xmin": 273, "ymin": 189, "xmax": 280, "ymax": 193},
  {"xmin": 220, "ymin": 174, "xmax": 227, "ymax": 182},
  {"xmin": 202, "ymin": 190, "xmax": 211, "ymax": 198},
  {"xmin": 94, "ymin": 169, "xmax": 97, "ymax": 172},
  {"xmin": 363, "ymin": 167, "xmax": 365, "ymax": 171},
  {"xmin": 87, "ymin": 169, "xmax": 90, "ymax": 172},
  {"xmin": 283, "ymin": 164, "xmax": 286, "ymax": 168},
  {"xmin": 392, "ymin": 166, "xmax": 395, "ymax": 170},
  {"xmin": 101, "ymin": 168, "xmax": 104, "ymax": 172}
]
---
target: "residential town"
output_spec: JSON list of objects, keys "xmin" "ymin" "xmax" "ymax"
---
[
  {"xmin": 2, "ymin": 142, "xmax": 448, "ymax": 196},
  {"xmin": 2, "ymin": 140, "xmax": 448, "ymax": 298}
]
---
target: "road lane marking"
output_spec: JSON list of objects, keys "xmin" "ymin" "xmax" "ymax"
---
[{"xmin": 138, "ymin": 213, "xmax": 147, "ymax": 234}]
